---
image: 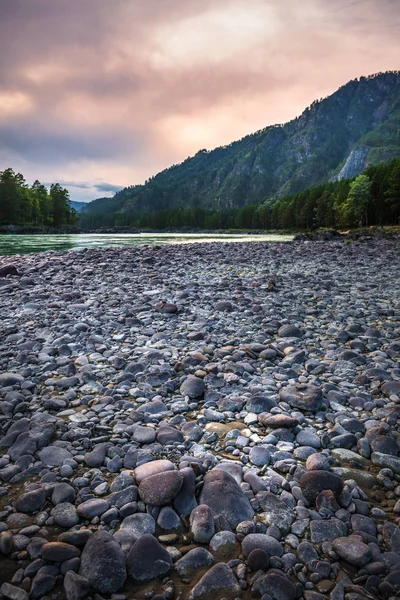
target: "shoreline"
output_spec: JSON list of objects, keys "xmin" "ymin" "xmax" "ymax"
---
[
  {"xmin": 0, "ymin": 238, "xmax": 399, "ymax": 600},
  {"xmin": 1, "ymin": 225, "xmax": 399, "ymax": 239}
]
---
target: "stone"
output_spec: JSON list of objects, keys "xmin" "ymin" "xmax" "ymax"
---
[
  {"xmin": 209, "ymin": 531, "xmax": 237, "ymax": 558},
  {"xmin": 120, "ymin": 513, "xmax": 156, "ymax": 538},
  {"xmin": 0, "ymin": 373, "xmax": 24, "ymax": 387},
  {"xmin": 247, "ymin": 395, "xmax": 277, "ymax": 414},
  {"xmin": 310, "ymin": 519, "xmax": 347, "ymax": 543},
  {"xmin": 280, "ymin": 384, "xmax": 323, "ymax": 412},
  {"xmin": 259, "ymin": 413, "xmax": 299, "ymax": 428},
  {"xmin": 83, "ymin": 444, "xmax": 106, "ymax": 467},
  {"xmin": 371, "ymin": 452, "xmax": 400, "ymax": 474},
  {"xmin": 190, "ymin": 504, "xmax": 215, "ymax": 543},
  {"xmin": 0, "ymin": 583, "xmax": 29, "ymax": 600},
  {"xmin": 242, "ymin": 533, "xmax": 283, "ymax": 558},
  {"xmin": 52, "ymin": 483, "xmax": 76, "ymax": 505},
  {"xmin": 126, "ymin": 534, "xmax": 172, "ymax": 582},
  {"xmin": 306, "ymin": 453, "xmax": 331, "ymax": 471},
  {"xmin": 80, "ymin": 531, "xmax": 127, "ymax": 594},
  {"xmin": 199, "ymin": 469, "xmax": 254, "ymax": 528},
  {"xmin": 331, "ymin": 448, "xmax": 370, "ymax": 469},
  {"xmin": 189, "ymin": 562, "xmax": 240, "ymax": 600},
  {"xmin": 131, "ymin": 425, "xmax": 156, "ymax": 444},
  {"xmin": 134, "ymin": 459, "xmax": 175, "ymax": 483},
  {"xmin": 300, "ymin": 470, "xmax": 344, "ymax": 503},
  {"xmin": 180, "ymin": 376, "xmax": 205, "ymax": 399},
  {"xmin": 247, "ymin": 548, "xmax": 269, "ymax": 571},
  {"xmin": 256, "ymin": 491, "xmax": 295, "ymax": 535},
  {"xmin": 278, "ymin": 324, "xmax": 304, "ymax": 338},
  {"xmin": 15, "ymin": 489, "xmax": 46, "ymax": 514},
  {"xmin": 332, "ymin": 536, "xmax": 372, "ymax": 566},
  {"xmin": 63, "ymin": 571, "xmax": 90, "ymax": 600},
  {"xmin": 41, "ymin": 542, "xmax": 80, "ymax": 562},
  {"xmin": 173, "ymin": 467, "xmax": 197, "ymax": 516},
  {"xmin": 38, "ymin": 446, "xmax": 72, "ymax": 466},
  {"xmin": 138, "ymin": 470, "xmax": 183, "ymax": 505},
  {"xmin": 175, "ymin": 548, "xmax": 214, "ymax": 579},
  {"xmin": 51, "ymin": 503, "xmax": 79, "ymax": 528},
  {"xmin": 253, "ymin": 569, "xmax": 296, "ymax": 599},
  {"xmin": 249, "ymin": 446, "xmax": 270, "ymax": 467},
  {"xmin": 77, "ymin": 498, "xmax": 110, "ymax": 519}
]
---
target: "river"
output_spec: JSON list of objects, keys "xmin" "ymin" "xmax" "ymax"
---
[{"xmin": 0, "ymin": 233, "xmax": 294, "ymax": 255}]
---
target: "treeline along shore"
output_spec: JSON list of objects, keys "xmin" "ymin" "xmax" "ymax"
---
[{"xmin": 1, "ymin": 158, "xmax": 399, "ymax": 234}]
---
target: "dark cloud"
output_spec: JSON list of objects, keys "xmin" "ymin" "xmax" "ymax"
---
[{"xmin": 0, "ymin": 0, "xmax": 399, "ymax": 201}]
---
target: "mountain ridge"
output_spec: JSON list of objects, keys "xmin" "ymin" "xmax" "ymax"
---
[{"xmin": 81, "ymin": 71, "xmax": 400, "ymax": 220}]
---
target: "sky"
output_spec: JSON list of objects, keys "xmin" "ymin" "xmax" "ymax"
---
[{"xmin": 0, "ymin": 0, "xmax": 399, "ymax": 202}]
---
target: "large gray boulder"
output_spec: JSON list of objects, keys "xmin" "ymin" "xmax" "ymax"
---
[
  {"xmin": 199, "ymin": 469, "xmax": 254, "ymax": 528},
  {"xmin": 79, "ymin": 531, "xmax": 126, "ymax": 594}
]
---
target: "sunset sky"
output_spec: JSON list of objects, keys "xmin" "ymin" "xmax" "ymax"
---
[{"xmin": 0, "ymin": 0, "xmax": 399, "ymax": 202}]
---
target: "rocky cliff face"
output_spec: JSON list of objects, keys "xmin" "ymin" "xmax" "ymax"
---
[
  {"xmin": 335, "ymin": 147, "xmax": 370, "ymax": 181},
  {"xmin": 82, "ymin": 71, "xmax": 400, "ymax": 217}
]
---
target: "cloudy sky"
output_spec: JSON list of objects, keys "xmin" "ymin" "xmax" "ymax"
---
[{"xmin": 0, "ymin": 0, "xmax": 399, "ymax": 202}]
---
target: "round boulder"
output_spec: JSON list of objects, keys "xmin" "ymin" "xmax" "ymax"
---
[{"xmin": 138, "ymin": 470, "xmax": 183, "ymax": 506}]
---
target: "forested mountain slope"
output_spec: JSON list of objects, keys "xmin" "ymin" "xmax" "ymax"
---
[{"xmin": 81, "ymin": 71, "xmax": 400, "ymax": 223}]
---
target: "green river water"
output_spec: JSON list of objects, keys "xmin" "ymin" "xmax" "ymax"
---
[{"xmin": 0, "ymin": 233, "xmax": 294, "ymax": 255}]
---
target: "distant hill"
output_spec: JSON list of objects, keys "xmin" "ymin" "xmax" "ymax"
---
[
  {"xmin": 80, "ymin": 71, "xmax": 400, "ymax": 225},
  {"xmin": 69, "ymin": 201, "xmax": 87, "ymax": 213}
]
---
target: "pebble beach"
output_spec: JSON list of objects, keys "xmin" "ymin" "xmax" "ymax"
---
[{"xmin": 0, "ymin": 237, "xmax": 399, "ymax": 600}]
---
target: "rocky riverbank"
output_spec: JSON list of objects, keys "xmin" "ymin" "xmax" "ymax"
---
[{"xmin": 0, "ymin": 238, "xmax": 399, "ymax": 600}]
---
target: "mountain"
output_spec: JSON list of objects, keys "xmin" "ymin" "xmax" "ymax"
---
[
  {"xmin": 81, "ymin": 71, "xmax": 400, "ymax": 221},
  {"xmin": 69, "ymin": 201, "xmax": 87, "ymax": 212}
]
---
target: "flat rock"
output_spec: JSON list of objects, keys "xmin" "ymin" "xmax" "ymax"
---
[
  {"xmin": 371, "ymin": 452, "xmax": 400, "ymax": 474},
  {"xmin": 310, "ymin": 519, "xmax": 347, "ymax": 543}
]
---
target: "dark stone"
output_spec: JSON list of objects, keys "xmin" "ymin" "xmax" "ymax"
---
[
  {"xmin": 175, "ymin": 547, "xmax": 214, "ymax": 579},
  {"xmin": 300, "ymin": 470, "xmax": 344, "ymax": 503},
  {"xmin": 15, "ymin": 489, "xmax": 46, "ymax": 514},
  {"xmin": 259, "ymin": 413, "xmax": 299, "ymax": 428},
  {"xmin": 0, "ymin": 265, "xmax": 19, "ymax": 277},
  {"xmin": 63, "ymin": 571, "xmax": 90, "ymax": 600},
  {"xmin": 280, "ymin": 384, "xmax": 323, "ymax": 412},
  {"xmin": 199, "ymin": 469, "xmax": 254, "ymax": 528},
  {"xmin": 188, "ymin": 562, "xmax": 240, "ymax": 600},
  {"xmin": 242, "ymin": 533, "xmax": 283, "ymax": 558},
  {"xmin": 173, "ymin": 467, "xmax": 197, "ymax": 516},
  {"xmin": 247, "ymin": 548, "xmax": 269, "ymax": 571},
  {"xmin": 278, "ymin": 324, "xmax": 304, "ymax": 338},
  {"xmin": 138, "ymin": 470, "xmax": 183, "ymax": 505},
  {"xmin": 246, "ymin": 395, "xmax": 277, "ymax": 414},
  {"xmin": 41, "ymin": 542, "xmax": 80, "ymax": 562},
  {"xmin": 157, "ymin": 426, "xmax": 184, "ymax": 445},
  {"xmin": 256, "ymin": 491, "xmax": 295, "ymax": 535},
  {"xmin": 180, "ymin": 376, "xmax": 205, "ymax": 399},
  {"xmin": 126, "ymin": 534, "xmax": 172, "ymax": 582},
  {"xmin": 79, "ymin": 531, "xmax": 127, "ymax": 594},
  {"xmin": 332, "ymin": 536, "xmax": 372, "ymax": 566},
  {"xmin": 252, "ymin": 569, "xmax": 296, "ymax": 600}
]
